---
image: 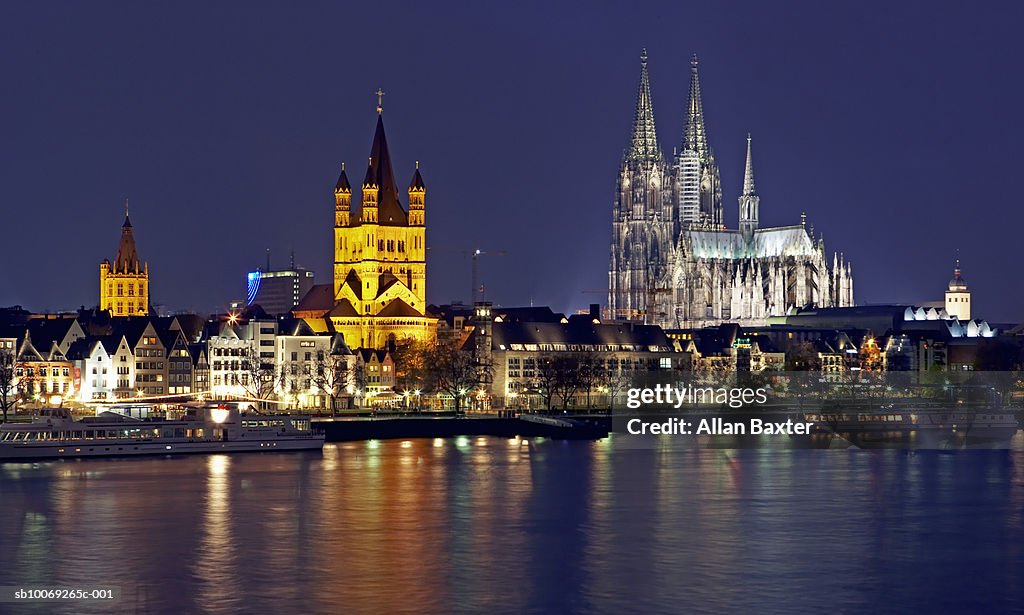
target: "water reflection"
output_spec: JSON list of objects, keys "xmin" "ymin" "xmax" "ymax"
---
[{"xmin": 1, "ymin": 442, "xmax": 1023, "ymax": 614}]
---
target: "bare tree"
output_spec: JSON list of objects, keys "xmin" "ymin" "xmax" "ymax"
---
[
  {"xmin": 240, "ymin": 346, "xmax": 277, "ymax": 408},
  {"xmin": 424, "ymin": 339, "xmax": 479, "ymax": 414},
  {"xmin": 310, "ymin": 350, "xmax": 350, "ymax": 413},
  {"xmin": 577, "ymin": 352, "xmax": 603, "ymax": 409},
  {"xmin": 0, "ymin": 348, "xmax": 15, "ymax": 422},
  {"xmin": 532, "ymin": 356, "xmax": 560, "ymax": 411},
  {"xmin": 534, "ymin": 354, "xmax": 583, "ymax": 411},
  {"xmin": 551, "ymin": 355, "xmax": 583, "ymax": 411}
]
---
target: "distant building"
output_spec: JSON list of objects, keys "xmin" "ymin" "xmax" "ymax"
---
[
  {"xmin": 246, "ymin": 265, "xmax": 315, "ymax": 316},
  {"xmin": 464, "ymin": 302, "xmax": 684, "ymax": 410},
  {"xmin": 945, "ymin": 259, "xmax": 971, "ymax": 321},
  {"xmin": 100, "ymin": 207, "xmax": 149, "ymax": 316}
]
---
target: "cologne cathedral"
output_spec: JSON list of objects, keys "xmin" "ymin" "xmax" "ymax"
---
[{"xmin": 608, "ymin": 50, "xmax": 854, "ymax": 328}]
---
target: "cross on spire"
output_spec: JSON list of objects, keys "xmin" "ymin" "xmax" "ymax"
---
[{"xmin": 376, "ymin": 88, "xmax": 385, "ymax": 114}]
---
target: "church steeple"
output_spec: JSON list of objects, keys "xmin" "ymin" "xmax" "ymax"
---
[
  {"xmin": 683, "ymin": 54, "xmax": 709, "ymax": 163},
  {"xmin": 742, "ymin": 133, "xmax": 757, "ymax": 196},
  {"xmin": 115, "ymin": 204, "xmax": 140, "ymax": 273},
  {"xmin": 627, "ymin": 48, "xmax": 661, "ymax": 162},
  {"xmin": 361, "ymin": 113, "xmax": 407, "ymax": 226},
  {"xmin": 100, "ymin": 203, "xmax": 149, "ymax": 316},
  {"xmin": 738, "ymin": 133, "xmax": 760, "ymax": 240}
]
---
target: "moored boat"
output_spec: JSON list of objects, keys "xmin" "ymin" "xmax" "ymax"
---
[{"xmin": 0, "ymin": 404, "xmax": 324, "ymax": 461}]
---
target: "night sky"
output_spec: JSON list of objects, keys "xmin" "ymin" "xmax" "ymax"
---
[{"xmin": 2, "ymin": 2, "xmax": 1022, "ymax": 322}]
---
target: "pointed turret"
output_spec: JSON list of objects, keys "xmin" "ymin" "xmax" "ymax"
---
[
  {"xmin": 738, "ymin": 133, "xmax": 760, "ymax": 240},
  {"xmin": 627, "ymin": 48, "xmax": 661, "ymax": 162},
  {"xmin": 742, "ymin": 133, "xmax": 757, "ymax": 197},
  {"xmin": 335, "ymin": 162, "xmax": 352, "ymax": 227},
  {"xmin": 408, "ymin": 161, "xmax": 425, "ymax": 227},
  {"xmin": 683, "ymin": 54, "xmax": 709, "ymax": 163},
  {"xmin": 335, "ymin": 162, "xmax": 351, "ymax": 192}
]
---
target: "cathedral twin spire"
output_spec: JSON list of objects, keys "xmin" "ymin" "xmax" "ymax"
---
[
  {"xmin": 628, "ymin": 49, "xmax": 661, "ymax": 162},
  {"xmin": 683, "ymin": 54, "xmax": 710, "ymax": 164}
]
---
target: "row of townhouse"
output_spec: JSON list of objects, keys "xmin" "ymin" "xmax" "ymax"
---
[{"xmin": 0, "ymin": 308, "xmax": 395, "ymax": 411}]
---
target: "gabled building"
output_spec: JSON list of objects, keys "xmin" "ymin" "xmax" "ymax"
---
[{"xmin": 67, "ymin": 338, "xmax": 113, "ymax": 401}]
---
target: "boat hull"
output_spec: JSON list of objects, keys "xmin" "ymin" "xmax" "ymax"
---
[{"xmin": 0, "ymin": 436, "xmax": 324, "ymax": 461}]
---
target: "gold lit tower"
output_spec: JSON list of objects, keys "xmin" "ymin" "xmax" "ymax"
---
[
  {"xmin": 330, "ymin": 93, "xmax": 435, "ymax": 349},
  {"xmin": 99, "ymin": 203, "xmax": 149, "ymax": 316}
]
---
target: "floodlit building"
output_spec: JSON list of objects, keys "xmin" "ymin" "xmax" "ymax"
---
[
  {"xmin": 608, "ymin": 51, "xmax": 854, "ymax": 327},
  {"xmin": 100, "ymin": 207, "xmax": 150, "ymax": 316},
  {"xmin": 326, "ymin": 96, "xmax": 437, "ymax": 349}
]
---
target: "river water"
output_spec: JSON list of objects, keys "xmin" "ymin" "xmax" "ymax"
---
[{"xmin": 2, "ymin": 436, "xmax": 1024, "ymax": 614}]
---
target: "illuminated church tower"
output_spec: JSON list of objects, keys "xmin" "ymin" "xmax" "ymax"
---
[
  {"xmin": 99, "ymin": 203, "xmax": 149, "ymax": 316},
  {"xmin": 330, "ymin": 93, "xmax": 435, "ymax": 349}
]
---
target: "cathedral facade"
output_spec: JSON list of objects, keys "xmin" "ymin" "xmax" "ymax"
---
[
  {"xmin": 608, "ymin": 51, "xmax": 854, "ymax": 328},
  {"xmin": 329, "ymin": 100, "xmax": 436, "ymax": 349}
]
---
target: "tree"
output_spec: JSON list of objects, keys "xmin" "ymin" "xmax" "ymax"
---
[
  {"xmin": 310, "ymin": 350, "xmax": 351, "ymax": 412},
  {"xmin": 0, "ymin": 348, "xmax": 15, "ymax": 423},
  {"xmin": 600, "ymin": 358, "xmax": 633, "ymax": 412},
  {"xmin": 240, "ymin": 346, "xmax": 277, "ymax": 408},
  {"xmin": 535, "ymin": 354, "xmax": 583, "ymax": 411},
  {"xmin": 785, "ymin": 341, "xmax": 821, "ymax": 372},
  {"xmin": 391, "ymin": 339, "xmax": 428, "ymax": 403},
  {"xmin": 577, "ymin": 352, "xmax": 604, "ymax": 409},
  {"xmin": 424, "ymin": 339, "xmax": 479, "ymax": 414}
]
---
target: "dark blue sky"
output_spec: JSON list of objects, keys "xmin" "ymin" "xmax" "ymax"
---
[{"xmin": 2, "ymin": 1, "xmax": 1022, "ymax": 322}]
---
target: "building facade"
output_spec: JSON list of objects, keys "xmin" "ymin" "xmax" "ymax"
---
[
  {"xmin": 100, "ymin": 209, "xmax": 150, "ymax": 316},
  {"xmin": 608, "ymin": 51, "xmax": 854, "ymax": 328},
  {"xmin": 246, "ymin": 263, "xmax": 315, "ymax": 316},
  {"xmin": 329, "ymin": 101, "xmax": 436, "ymax": 349},
  {"xmin": 944, "ymin": 260, "xmax": 971, "ymax": 321}
]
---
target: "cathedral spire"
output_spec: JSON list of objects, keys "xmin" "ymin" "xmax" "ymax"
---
[
  {"xmin": 627, "ymin": 48, "xmax": 661, "ymax": 161},
  {"xmin": 742, "ymin": 133, "xmax": 757, "ymax": 196},
  {"xmin": 738, "ymin": 133, "xmax": 759, "ymax": 239},
  {"xmin": 683, "ymin": 53, "xmax": 709, "ymax": 162}
]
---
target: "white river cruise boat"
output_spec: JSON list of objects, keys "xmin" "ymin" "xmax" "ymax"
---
[
  {"xmin": 0, "ymin": 404, "xmax": 324, "ymax": 461},
  {"xmin": 801, "ymin": 406, "xmax": 1019, "ymax": 448}
]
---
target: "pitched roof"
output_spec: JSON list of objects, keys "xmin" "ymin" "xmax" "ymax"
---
[
  {"xmin": 376, "ymin": 298, "xmax": 421, "ymax": 318},
  {"xmin": 488, "ymin": 318, "xmax": 672, "ymax": 350},
  {"xmin": 334, "ymin": 164, "xmax": 351, "ymax": 192},
  {"xmin": 359, "ymin": 114, "xmax": 408, "ymax": 227},
  {"xmin": 113, "ymin": 216, "xmax": 142, "ymax": 272},
  {"xmin": 294, "ymin": 283, "xmax": 335, "ymax": 315},
  {"xmin": 409, "ymin": 166, "xmax": 425, "ymax": 190},
  {"xmin": 327, "ymin": 299, "xmax": 359, "ymax": 318}
]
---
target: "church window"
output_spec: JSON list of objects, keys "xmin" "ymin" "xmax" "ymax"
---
[
  {"xmin": 378, "ymin": 240, "xmax": 384, "ymax": 251},
  {"xmin": 117, "ymin": 284, "xmax": 124, "ymax": 296},
  {"xmin": 128, "ymin": 285, "xmax": 134, "ymax": 296}
]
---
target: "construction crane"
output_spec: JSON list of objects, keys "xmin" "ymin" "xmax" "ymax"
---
[{"xmin": 428, "ymin": 247, "xmax": 507, "ymax": 304}]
